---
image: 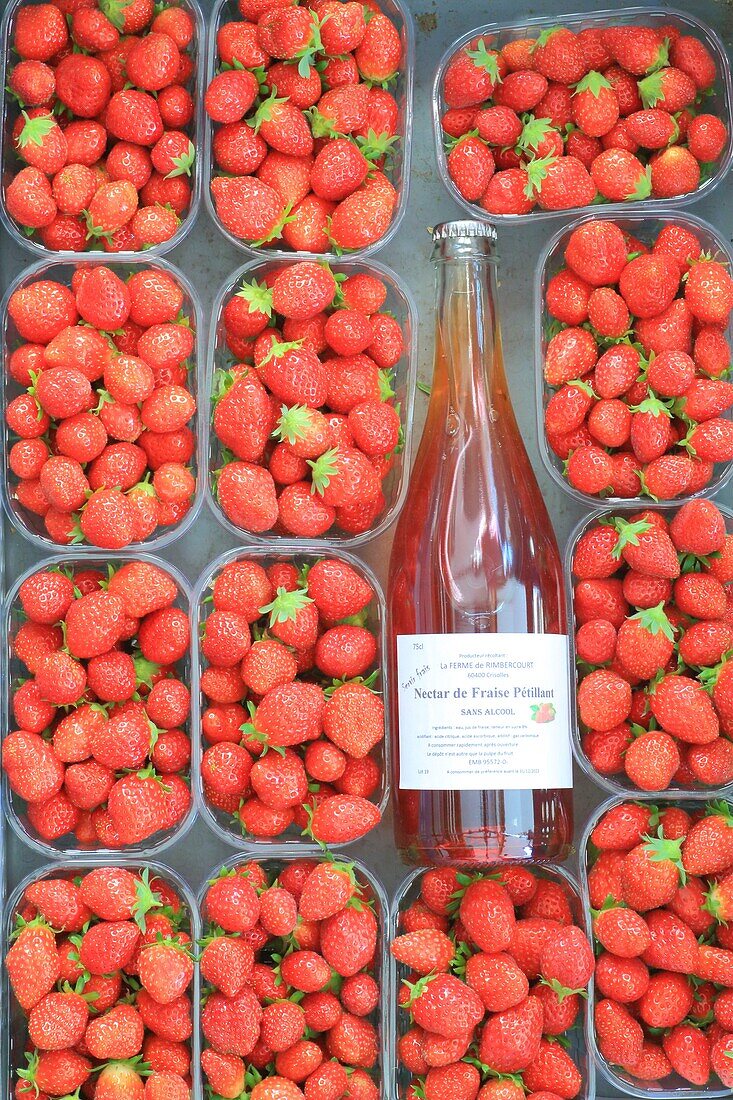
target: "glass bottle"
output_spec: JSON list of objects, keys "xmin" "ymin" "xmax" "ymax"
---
[{"xmin": 388, "ymin": 220, "xmax": 573, "ymax": 865}]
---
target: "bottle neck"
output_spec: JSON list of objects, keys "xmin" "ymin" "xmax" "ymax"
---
[{"xmin": 432, "ymin": 246, "xmax": 503, "ymax": 416}]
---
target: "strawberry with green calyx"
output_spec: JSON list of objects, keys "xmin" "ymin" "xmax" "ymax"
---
[
  {"xmin": 615, "ymin": 601, "xmax": 675, "ymax": 680},
  {"xmin": 611, "ymin": 516, "xmax": 680, "ymax": 578},
  {"xmin": 621, "ymin": 830, "xmax": 686, "ymax": 912},
  {"xmin": 15, "ymin": 111, "xmax": 67, "ymax": 176},
  {"xmin": 6, "ymin": 916, "xmax": 61, "ymax": 1011},
  {"xmin": 161, "ymin": 139, "xmax": 196, "ymax": 180},
  {"xmin": 307, "ymin": 106, "xmax": 345, "ymax": 141},
  {"xmin": 648, "ymin": 672, "xmax": 720, "ymax": 744},
  {"xmin": 638, "ymin": 68, "xmax": 696, "ymax": 111},
  {"xmin": 298, "ymin": 857, "xmax": 359, "ymax": 920},
  {"xmin": 260, "ymin": 584, "xmax": 315, "ymax": 632},
  {"xmin": 260, "ymin": 339, "xmax": 327, "ymax": 409},
  {"xmin": 523, "ymin": 153, "xmax": 559, "ymax": 200},
  {"xmin": 16, "ymin": 1047, "xmax": 92, "ymax": 1098},
  {"xmin": 443, "ymin": 38, "xmax": 501, "ymax": 109},
  {"xmin": 308, "ymin": 447, "xmax": 381, "ymax": 508},
  {"xmin": 629, "ymin": 392, "xmax": 675, "ymax": 464},
  {"xmin": 290, "ymin": 12, "xmax": 328, "ymax": 80},
  {"xmin": 591, "ymin": 148, "xmax": 652, "ymax": 203},
  {"xmin": 465, "ymin": 39, "xmax": 502, "ymax": 86},
  {"xmin": 403, "ymin": 971, "xmax": 485, "ymax": 1038},
  {"xmin": 571, "ymin": 71, "xmax": 620, "ymax": 139},
  {"xmin": 515, "ymin": 114, "xmax": 562, "ymax": 159},
  {"xmin": 355, "ymin": 128, "xmax": 400, "ymax": 166},
  {"xmin": 704, "ymin": 870, "xmax": 733, "ymax": 923},
  {"xmin": 273, "ymin": 405, "xmax": 332, "ymax": 460},
  {"xmin": 234, "ymin": 279, "xmax": 274, "ymax": 324},
  {"xmin": 682, "ymin": 800, "xmax": 733, "ymax": 878}
]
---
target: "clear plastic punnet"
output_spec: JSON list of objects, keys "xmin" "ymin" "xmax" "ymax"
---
[
  {"xmin": 204, "ymin": 255, "xmax": 417, "ymax": 547},
  {"xmin": 2, "ymin": 858, "xmax": 203, "ymax": 1100},
  {"xmin": 203, "ymin": 0, "xmax": 414, "ymax": 261},
  {"xmin": 433, "ymin": 7, "xmax": 733, "ymax": 224},
  {"xmin": 0, "ymin": 0, "xmax": 205, "ymax": 259},
  {"xmin": 1, "ymin": 255, "xmax": 205, "ymax": 553},
  {"xmin": 565, "ymin": 504, "xmax": 733, "ymax": 799},
  {"xmin": 192, "ymin": 545, "xmax": 389, "ymax": 851},
  {"xmin": 535, "ymin": 209, "xmax": 733, "ymax": 508},
  {"xmin": 2, "ymin": 552, "xmax": 198, "ymax": 858},
  {"xmin": 390, "ymin": 864, "xmax": 597, "ymax": 1100},
  {"xmin": 580, "ymin": 794, "xmax": 733, "ymax": 1099}
]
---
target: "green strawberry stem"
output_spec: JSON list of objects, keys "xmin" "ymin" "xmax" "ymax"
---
[
  {"xmin": 356, "ymin": 128, "xmax": 400, "ymax": 164},
  {"xmin": 248, "ymin": 90, "xmax": 287, "ymax": 133},
  {"xmin": 259, "ymin": 585, "xmax": 313, "ymax": 625},
  {"xmin": 17, "ymin": 111, "xmax": 55, "ymax": 148},
  {"xmin": 293, "ymin": 12, "xmax": 327, "ymax": 78},
  {"xmin": 274, "ymin": 403, "xmax": 317, "ymax": 444},
  {"xmin": 308, "ymin": 447, "xmax": 340, "ymax": 495},
  {"xmin": 165, "ymin": 140, "xmax": 196, "ymax": 178},
  {"xmin": 611, "ymin": 517, "xmax": 652, "ymax": 559},
  {"xmin": 628, "ymin": 601, "xmax": 675, "ymax": 642},
  {"xmin": 465, "ymin": 39, "xmax": 501, "ymax": 84},
  {"xmin": 258, "ymin": 337, "xmax": 303, "ymax": 368},
  {"xmin": 250, "ymin": 202, "xmax": 295, "ymax": 248},
  {"xmin": 637, "ymin": 70, "xmax": 666, "ymax": 108},
  {"xmin": 516, "ymin": 114, "xmax": 555, "ymax": 154},
  {"xmin": 539, "ymin": 975, "xmax": 589, "ymax": 1002},
  {"xmin": 629, "ymin": 393, "xmax": 674, "ymax": 418},
  {"xmin": 236, "ymin": 278, "xmax": 274, "ymax": 317},
  {"xmin": 522, "ymin": 154, "xmax": 558, "ymax": 199},
  {"xmin": 573, "ymin": 70, "xmax": 612, "ymax": 97},
  {"xmin": 641, "ymin": 828, "xmax": 686, "ymax": 884}
]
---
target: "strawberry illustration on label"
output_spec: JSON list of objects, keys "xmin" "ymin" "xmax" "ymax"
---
[{"xmin": 531, "ymin": 702, "xmax": 556, "ymax": 723}]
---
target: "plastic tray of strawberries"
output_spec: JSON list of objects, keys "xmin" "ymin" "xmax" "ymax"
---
[
  {"xmin": 197, "ymin": 852, "xmax": 389, "ymax": 1100},
  {"xmin": 390, "ymin": 864, "xmax": 596, "ymax": 1100},
  {"xmin": 0, "ymin": 0, "xmax": 205, "ymax": 258},
  {"xmin": 535, "ymin": 209, "xmax": 733, "ymax": 507},
  {"xmin": 565, "ymin": 498, "xmax": 733, "ymax": 799},
  {"xmin": 581, "ymin": 795, "xmax": 733, "ymax": 1098},
  {"xmin": 2, "ymin": 554, "xmax": 198, "ymax": 858},
  {"xmin": 2, "ymin": 858, "xmax": 203, "ymax": 1100},
  {"xmin": 203, "ymin": 0, "xmax": 415, "ymax": 259},
  {"xmin": 193, "ymin": 545, "xmax": 389, "ymax": 851},
  {"xmin": 205, "ymin": 255, "xmax": 417, "ymax": 546},
  {"xmin": 0, "ymin": 255, "xmax": 206, "ymax": 553},
  {"xmin": 432, "ymin": 7, "xmax": 733, "ymax": 222}
]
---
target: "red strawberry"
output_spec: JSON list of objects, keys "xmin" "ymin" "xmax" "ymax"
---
[
  {"xmin": 478, "ymin": 995, "xmax": 544, "ymax": 1073},
  {"xmin": 307, "ymin": 794, "xmax": 380, "ymax": 843}
]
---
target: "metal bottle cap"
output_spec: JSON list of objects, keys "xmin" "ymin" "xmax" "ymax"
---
[{"xmin": 432, "ymin": 220, "xmax": 498, "ymax": 244}]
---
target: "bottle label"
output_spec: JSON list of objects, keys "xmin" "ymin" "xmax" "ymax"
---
[{"xmin": 396, "ymin": 633, "xmax": 573, "ymax": 791}]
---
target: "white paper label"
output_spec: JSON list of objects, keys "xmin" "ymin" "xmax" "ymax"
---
[{"xmin": 397, "ymin": 633, "xmax": 573, "ymax": 791}]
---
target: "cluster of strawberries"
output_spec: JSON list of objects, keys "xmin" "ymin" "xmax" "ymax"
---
[
  {"xmin": 2, "ymin": 560, "xmax": 192, "ymax": 848},
  {"xmin": 200, "ymin": 554, "xmax": 384, "ymax": 845},
  {"xmin": 392, "ymin": 867, "xmax": 593, "ymax": 1100},
  {"xmin": 5, "ymin": 0, "xmax": 197, "ymax": 252},
  {"xmin": 5, "ymin": 264, "xmax": 197, "ymax": 548},
  {"xmin": 212, "ymin": 260, "xmax": 404, "ymax": 538},
  {"xmin": 441, "ymin": 22, "xmax": 729, "ymax": 215},
  {"xmin": 588, "ymin": 799, "xmax": 733, "ymax": 1089},
  {"xmin": 573, "ymin": 498, "xmax": 733, "ymax": 792},
  {"xmin": 200, "ymin": 859, "xmax": 381, "ymax": 1100},
  {"xmin": 7, "ymin": 866, "xmax": 195, "ymax": 1100},
  {"xmin": 542, "ymin": 218, "xmax": 733, "ymax": 500},
  {"xmin": 205, "ymin": 0, "xmax": 404, "ymax": 254}
]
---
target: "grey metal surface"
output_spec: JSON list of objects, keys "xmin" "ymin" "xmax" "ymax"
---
[{"xmin": 3, "ymin": 2, "xmax": 733, "ymax": 1096}]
